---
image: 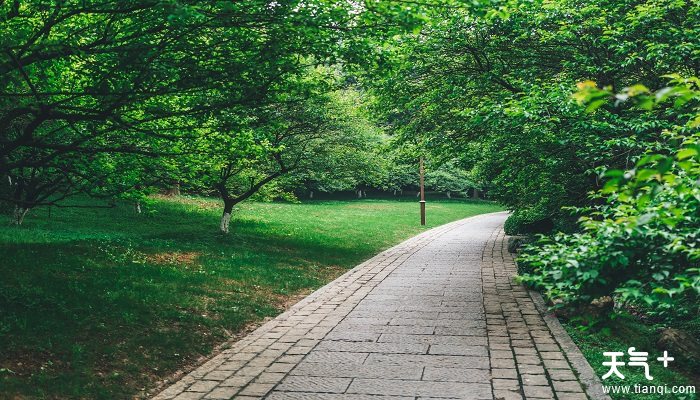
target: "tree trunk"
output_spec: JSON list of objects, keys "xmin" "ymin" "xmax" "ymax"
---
[
  {"xmin": 356, "ymin": 189, "xmax": 362, "ymax": 199},
  {"xmin": 473, "ymin": 189, "xmax": 480, "ymax": 199},
  {"xmin": 164, "ymin": 183, "xmax": 180, "ymax": 196},
  {"xmin": 309, "ymin": 190, "xmax": 314, "ymax": 199},
  {"xmin": 446, "ymin": 191, "xmax": 451, "ymax": 199},
  {"xmin": 134, "ymin": 201, "xmax": 142, "ymax": 214},
  {"xmin": 11, "ymin": 205, "xmax": 29, "ymax": 225},
  {"xmin": 220, "ymin": 200, "xmax": 234, "ymax": 233},
  {"xmin": 393, "ymin": 189, "xmax": 397, "ymax": 196}
]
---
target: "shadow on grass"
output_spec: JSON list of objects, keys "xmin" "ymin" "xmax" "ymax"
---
[{"xmin": 0, "ymin": 196, "xmax": 502, "ymax": 399}]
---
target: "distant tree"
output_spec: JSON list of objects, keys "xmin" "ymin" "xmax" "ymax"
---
[{"xmin": 425, "ymin": 161, "xmax": 475, "ymax": 198}]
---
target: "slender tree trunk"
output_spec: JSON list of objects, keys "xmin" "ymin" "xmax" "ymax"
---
[
  {"xmin": 446, "ymin": 191, "xmax": 451, "ymax": 199},
  {"xmin": 309, "ymin": 190, "xmax": 314, "ymax": 199},
  {"xmin": 165, "ymin": 182, "xmax": 180, "ymax": 196},
  {"xmin": 134, "ymin": 201, "xmax": 142, "ymax": 214},
  {"xmin": 473, "ymin": 189, "xmax": 480, "ymax": 199},
  {"xmin": 11, "ymin": 205, "xmax": 29, "ymax": 225},
  {"xmin": 393, "ymin": 189, "xmax": 397, "ymax": 196},
  {"xmin": 220, "ymin": 200, "xmax": 234, "ymax": 233},
  {"xmin": 356, "ymin": 189, "xmax": 362, "ymax": 199}
]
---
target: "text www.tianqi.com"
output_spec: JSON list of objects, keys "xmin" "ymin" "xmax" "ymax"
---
[{"xmin": 602, "ymin": 384, "xmax": 696, "ymax": 396}]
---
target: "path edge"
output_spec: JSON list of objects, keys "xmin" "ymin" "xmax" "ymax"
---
[{"xmin": 529, "ymin": 290, "xmax": 611, "ymax": 400}]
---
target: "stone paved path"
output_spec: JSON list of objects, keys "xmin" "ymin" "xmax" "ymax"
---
[{"xmin": 154, "ymin": 212, "xmax": 606, "ymax": 400}]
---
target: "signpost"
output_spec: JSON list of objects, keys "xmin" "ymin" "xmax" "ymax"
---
[{"xmin": 419, "ymin": 157, "xmax": 426, "ymax": 225}]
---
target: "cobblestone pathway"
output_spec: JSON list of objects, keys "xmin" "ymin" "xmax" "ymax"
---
[{"xmin": 154, "ymin": 212, "xmax": 606, "ymax": 400}]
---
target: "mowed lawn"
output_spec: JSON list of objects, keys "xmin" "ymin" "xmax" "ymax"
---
[{"xmin": 0, "ymin": 197, "xmax": 501, "ymax": 399}]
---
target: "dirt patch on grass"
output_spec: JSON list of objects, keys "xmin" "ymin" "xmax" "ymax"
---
[
  {"xmin": 144, "ymin": 251, "xmax": 200, "ymax": 265},
  {"xmin": 343, "ymin": 203, "xmax": 393, "ymax": 210},
  {"xmin": 151, "ymin": 195, "xmax": 221, "ymax": 211}
]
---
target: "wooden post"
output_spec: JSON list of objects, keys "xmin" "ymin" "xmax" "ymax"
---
[{"xmin": 419, "ymin": 157, "xmax": 426, "ymax": 225}]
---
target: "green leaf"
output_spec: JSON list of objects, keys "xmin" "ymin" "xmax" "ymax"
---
[
  {"xmin": 677, "ymin": 148, "xmax": 698, "ymax": 160},
  {"xmin": 584, "ymin": 99, "xmax": 607, "ymax": 113}
]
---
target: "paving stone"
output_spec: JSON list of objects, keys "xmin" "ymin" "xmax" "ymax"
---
[
  {"xmin": 219, "ymin": 375, "xmax": 253, "ymax": 387},
  {"xmin": 555, "ymin": 392, "xmax": 588, "ymax": 400},
  {"xmin": 347, "ymin": 378, "xmax": 493, "ymax": 399},
  {"xmin": 422, "ymin": 367, "xmax": 490, "ymax": 382},
  {"xmin": 542, "ymin": 358, "xmax": 570, "ymax": 369},
  {"xmin": 237, "ymin": 383, "xmax": 275, "ymax": 397},
  {"xmin": 264, "ymin": 362, "xmax": 295, "ymax": 373},
  {"xmin": 267, "ymin": 393, "xmax": 413, "ymax": 400},
  {"xmin": 491, "ymin": 368, "xmax": 518, "ymax": 379},
  {"xmin": 546, "ymin": 368, "xmax": 577, "ymax": 381},
  {"xmin": 429, "ymin": 344, "xmax": 488, "ymax": 356},
  {"xmin": 173, "ymin": 392, "xmax": 204, "ymax": 400},
  {"xmin": 513, "ymin": 347, "xmax": 537, "ymax": 356},
  {"xmin": 516, "ymin": 355, "xmax": 542, "ymax": 365},
  {"xmin": 379, "ymin": 333, "xmax": 487, "ymax": 346},
  {"xmin": 493, "ymin": 389, "xmax": 524, "ymax": 400},
  {"xmin": 186, "ymin": 380, "xmax": 218, "ymax": 393},
  {"xmin": 203, "ymin": 387, "xmax": 239, "ymax": 399},
  {"xmin": 535, "ymin": 343, "xmax": 560, "ymax": 352},
  {"xmin": 540, "ymin": 351, "xmax": 565, "ymax": 360},
  {"xmin": 275, "ymin": 354, "xmax": 305, "ymax": 364},
  {"xmin": 291, "ymin": 362, "xmax": 422, "ymax": 380},
  {"xmin": 253, "ymin": 372, "xmax": 286, "ymax": 384},
  {"xmin": 493, "ymin": 379, "xmax": 520, "ymax": 390},
  {"xmin": 276, "ymin": 376, "xmax": 351, "ymax": 393},
  {"xmin": 521, "ymin": 374, "xmax": 549, "ymax": 386},
  {"xmin": 285, "ymin": 346, "xmax": 313, "ymax": 355},
  {"xmin": 552, "ymin": 380, "xmax": 584, "ymax": 393},
  {"xmin": 490, "ymin": 349, "xmax": 514, "ymax": 359},
  {"xmin": 235, "ymin": 366, "xmax": 266, "ymax": 376},
  {"xmin": 202, "ymin": 370, "xmax": 234, "ymax": 381},
  {"xmin": 517, "ymin": 364, "xmax": 546, "ymax": 375},
  {"xmin": 522, "ymin": 385, "xmax": 555, "ymax": 399},
  {"xmin": 491, "ymin": 357, "xmax": 516, "ymax": 369},
  {"xmin": 303, "ymin": 351, "xmax": 368, "ymax": 364},
  {"xmin": 315, "ymin": 341, "xmax": 428, "ymax": 354},
  {"xmin": 365, "ymin": 353, "xmax": 490, "ymax": 369}
]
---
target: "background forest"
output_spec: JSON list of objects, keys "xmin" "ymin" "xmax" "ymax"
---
[{"xmin": 1, "ymin": 0, "xmax": 698, "ymax": 398}]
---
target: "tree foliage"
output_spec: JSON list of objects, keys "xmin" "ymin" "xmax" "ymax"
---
[
  {"xmin": 0, "ymin": 0, "xmax": 423, "ymax": 226},
  {"xmin": 368, "ymin": 0, "xmax": 699, "ymax": 232}
]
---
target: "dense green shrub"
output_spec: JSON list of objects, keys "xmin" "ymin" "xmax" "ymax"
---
[
  {"xmin": 518, "ymin": 134, "xmax": 700, "ymax": 319},
  {"xmin": 504, "ymin": 208, "xmax": 553, "ymax": 235}
]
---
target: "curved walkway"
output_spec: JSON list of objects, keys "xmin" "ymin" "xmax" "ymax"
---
[{"xmin": 154, "ymin": 212, "xmax": 606, "ymax": 400}]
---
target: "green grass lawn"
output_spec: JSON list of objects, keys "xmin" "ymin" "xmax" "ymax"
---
[{"xmin": 0, "ymin": 197, "xmax": 501, "ymax": 399}]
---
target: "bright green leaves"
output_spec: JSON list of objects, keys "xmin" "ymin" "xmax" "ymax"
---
[
  {"xmin": 678, "ymin": 147, "xmax": 699, "ymax": 162},
  {"xmin": 573, "ymin": 80, "xmax": 612, "ymax": 112},
  {"xmin": 574, "ymin": 75, "xmax": 700, "ymax": 113}
]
